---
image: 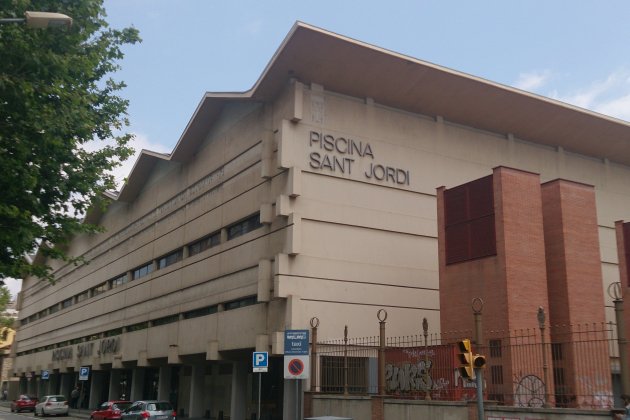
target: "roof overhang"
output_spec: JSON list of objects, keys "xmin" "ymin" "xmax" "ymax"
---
[{"xmin": 173, "ymin": 22, "xmax": 630, "ymax": 167}]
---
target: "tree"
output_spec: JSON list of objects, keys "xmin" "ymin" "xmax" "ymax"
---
[
  {"xmin": 0, "ymin": 0, "xmax": 140, "ymax": 282},
  {"xmin": 0, "ymin": 286, "xmax": 13, "ymax": 332}
]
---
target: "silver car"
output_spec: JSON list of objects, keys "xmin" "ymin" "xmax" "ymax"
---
[
  {"xmin": 35, "ymin": 395, "xmax": 69, "ymax": 416},
  {"xmin": 121, "ymin": 401, "xmax": 175, "ymax": 420}
]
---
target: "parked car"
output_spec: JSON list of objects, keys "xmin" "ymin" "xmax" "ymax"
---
[
  {"xmin": 11, "ymin": 395, "xmax": 38, "ymax": 412},
  {"xmin": 34, "ymin": 395, "xmax": 69, "ymax": 417},
  {"xmin": 121, "ymin": 400, "xmax": 176, "ymax": 420},
  {"xmin": 91, "ymin": 401, "xmax": 134, "ymax": 420}
]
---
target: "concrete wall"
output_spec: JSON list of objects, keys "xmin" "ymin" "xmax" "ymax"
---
[{"xmin": 309, "ymin": 395, "xmax": 614, "ymax": 420}]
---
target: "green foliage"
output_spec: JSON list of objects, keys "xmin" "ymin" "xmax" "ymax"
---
[
  {"xmin": 0, "ymin": 286, "xmax": 12, "ymax": 330},
  {"xmin": 0, "ymin": 0, "xmax": 140, "ymax": 282}
]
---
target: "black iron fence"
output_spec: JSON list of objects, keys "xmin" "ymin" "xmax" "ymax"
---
[{"xmin": 311, "ymin": 319, "xmax": 617, "ymax": 410}]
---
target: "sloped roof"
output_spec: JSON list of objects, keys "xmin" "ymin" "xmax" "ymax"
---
[{"xmin": 117, "ymin": 21, "xmax": 630, "ymax": 201}]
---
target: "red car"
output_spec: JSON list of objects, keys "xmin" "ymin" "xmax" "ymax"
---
[
  {"xmin": 90, "ymin": 400, "xmax": 133, "ymax": 420},
  {"xmin": 11, "ymin": 395, "xmax": 38, "ymax": 412}
]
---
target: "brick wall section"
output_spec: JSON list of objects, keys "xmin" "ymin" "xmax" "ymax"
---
[
  {"xmin": 541, "ymin": 180, "xmax": 606, "ymax": 326},
  {"xmin": 541, "ymin": 180, "xmax": 610, "ymax": 407},
  {"xmin": 439, "ymin": 167, "xmax": 551, "ymax": 403},
  {"xmin": 440, "ymin": 167, "xmax": 550, "ymax": 335},
  {"xmin": 494, "ymin": 167, "xmax": 550, "ymax": 332}
]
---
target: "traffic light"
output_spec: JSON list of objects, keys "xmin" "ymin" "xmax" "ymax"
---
[{"xmin": 457, "ymin": 339, "xmax": 487, "ymax": 380}]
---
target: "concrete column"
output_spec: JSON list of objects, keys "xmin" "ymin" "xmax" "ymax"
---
[
  {"xmin": 89, "ymin": 372, "xmax": 105, "ymax": 409},
  {"xmin": 230, "ymin": 362, "xmax": 247, "ymax": 420},
  {"xmin": 60, "ymin": 374, "xmax": 73, "ymax": 400},
  {"xmin": 157, "ymin": 366, "xmax": 171, "ymax": 402},
  {"xmin": 188, "ymin": 365, "xmax": 204, "ymax": 418},
  {"xmin": 131, "ymin": 368, "xmax": 145, "ymax": 401},
  {"xmin": 27, "ymin": 377, "xmax": 36, "ymax": 395},
  {"xmin": 108, "ymin": 370, "xmax": 121, "ymax": 400}
]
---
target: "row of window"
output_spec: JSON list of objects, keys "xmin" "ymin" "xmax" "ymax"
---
[
  {"xmin": 21, "ymin": 213, "xmax": 262, "ymax": 327},
  {"xmin": 16, "ymin": 296, "xmax": 258, "ymax": 357}
]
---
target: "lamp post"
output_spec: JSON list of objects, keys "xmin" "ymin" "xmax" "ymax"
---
[
  {"xmin": 0, "ymin": 11, "xmax": 72, "ymax": 28},
  {"xmin": 422, "ymin": 317, "xmax": 431, "ymax": 400},
  {"xmin": 537, "ymin": 307, "xmax": 551, "ymax": 408}
]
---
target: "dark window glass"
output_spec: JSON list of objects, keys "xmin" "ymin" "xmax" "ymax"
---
[
  {"xmin": 490, "ymin": 365, "xmax": 503, "ymax": 384},
  {"xmin": 227, "ymin": 213, "xmax": 262, "ymax": 240},
  {"xmin": 151, "ymin": 315, "xmax": 179, "ymax": 326},
  {"xmin": 132, "ymin": 263, "xmax": 153, "ymax": 280},
  {"xmin": 183, "ymin": 305, "xmax": 218, "ymax": 319},
  {"xmin": 76, "ymin": 291, "xmax": 89, "ymax": 303},
  {"xmin": 49, "ymin": 304, "xmax": 59, "ymax": 314},
  {"xmin": 189, "ymin": 232, "xmax": 220, "ymax": 257},
  {"xmin": 110, "ymin": 274, "xmax": 128, "ymax": 289},
  {"xmin": 127, "ymin": 322, "xmax": 148, "ymax": 332},
  {"xmin": 61, "ymin": 298, "xmax": 73, "ymax": 309},
  {"xmin": 224, "ymin": 296, "xmax": 257, "ymax": 311},
  {"xmin": 158, "ymin": 250, "xmax": 183, "ymax": 269},
  {"xmin": 91, "ymin": 282, "xmax": 108, "ymax": 297},
  {"xmin": 104, "ymin": 328, "xmax": 122, "ymax": 337},
  {"xmin": 489, "ymin": 339, "xmax": 502, "ymax": 358}
]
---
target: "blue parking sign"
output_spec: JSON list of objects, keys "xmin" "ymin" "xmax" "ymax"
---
[
  {"xmin": 252, "ymin": 351, "xmax": 268, "ymax": 373},
  {"xmin": 41, "ymin": 370, "xmax": 49, "ymax": 380},
  {"xmin": 79, "ymin": 366, "xmax": 90, "ymax": 381}
]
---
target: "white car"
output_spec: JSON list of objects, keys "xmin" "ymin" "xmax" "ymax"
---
[{"xmin": 35, "ymin": 395, "xmax": 69, "ymax": 417}]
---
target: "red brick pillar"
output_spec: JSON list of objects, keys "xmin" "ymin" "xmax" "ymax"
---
[{"xmin": 371, "ymin": 395, "xmax": 384, "ymax": 420}]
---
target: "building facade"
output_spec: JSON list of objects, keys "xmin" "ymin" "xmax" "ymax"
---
[{"xmin": 11, "ymin": 23, "xmax": 630, "ymax": 419}]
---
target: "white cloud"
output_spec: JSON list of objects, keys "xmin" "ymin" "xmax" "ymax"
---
[
  {"xmin": 550, "ymin": 70, "xmax": 630, "ymax": 122},
  {"xmin": 111, "ymin": 133, "xmax": 171, "ymax": 189},
  {"xmin": 513, "ymin": 70, "xmax": 551, "ymax": 92},
  {"xmin": 81, "ymin": 133, "xmax": 172, "ymax": 190}
]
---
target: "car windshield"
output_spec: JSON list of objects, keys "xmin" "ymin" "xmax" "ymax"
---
[
  {"xmin": 113, "ymin": 402, "xmax": 132, "ymax": 410},
  {"xmin": 49, "ymin": 396, "xmax": 66, "ymax": 402},
  {"xmin": 146, "ymin": 402, "xmax": 172, "ymax": 411}
]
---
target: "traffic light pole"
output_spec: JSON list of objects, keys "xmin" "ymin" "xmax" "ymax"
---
[{"xmin": 475, "ymin": 368, "xmax": 484, "ymax": 420}]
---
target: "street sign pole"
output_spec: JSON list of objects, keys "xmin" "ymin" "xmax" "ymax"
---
[{"xmin": 258, "ymin": 372, "xmax": 261, "ymax": 420}]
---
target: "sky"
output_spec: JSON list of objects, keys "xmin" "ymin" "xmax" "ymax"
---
[{"xmin": 6, "ymin": 1, "xmax": 630, "ymax": 298}]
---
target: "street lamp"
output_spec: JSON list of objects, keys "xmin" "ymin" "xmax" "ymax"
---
[{"xmin": 0, "ymin": 11, "xmax": 72, "ymax": 28}]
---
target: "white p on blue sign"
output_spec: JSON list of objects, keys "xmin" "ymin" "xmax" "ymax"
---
[
  {"xmin": 41, "ymin": 370, "xmax": 49, "ymax": 380},
  {"xmin": 79, "ymin": 366, "xmax": 90, "ymax": 381},
  {"xmin": 253, "ymin": 351, "xmax": 268, "ymax": 373}
]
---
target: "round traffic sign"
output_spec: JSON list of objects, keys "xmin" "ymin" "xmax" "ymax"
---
[{"xmin": 288, "ymin": 358, "xmax": 304, "ymax": 376}]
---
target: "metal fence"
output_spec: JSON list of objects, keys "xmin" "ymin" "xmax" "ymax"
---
[{"xmin": 310, "ymin": 319, "xmax": 617, "ymax": 410}]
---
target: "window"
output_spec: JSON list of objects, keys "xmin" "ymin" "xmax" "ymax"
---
[
  {"xmin": 489, "ymin": 339, "xmax": 502, "ymax": 358},
  {"xmin": 132, "ymin": 263, "xmax": 153, "ymax": 280},
  {"xmin": 110, "ymin": 274, "xmax": 128, "ymax": 289},
  {"xmin": 158, "ymin": 250, "xmax": 183, "ymax": 269},
  {"xmin": 151, "ymin": 314, "xmax": 179, "ymax": 327},
  {"xmin": 61, "ymin": 298, "xmax": 73, "ymax": 309},
  {"xmin": 75, "ymin": 290, "xmax": 89, "ymax": 303},
  {"xmin": 227, "ymin": 213, "xmax": 262, "ymax": 240},
  {"xmin": 91, "ymin": 282, "xmax": 108, "ymax": 297},
  {"xmin": 49, "ymin": 304, "xmax": 59, "ymax": 314},
  {"xmin": 104, "ymin": 328, "xmax": 122, "ymax": 337},
  {"xmin": 183, "ymin": 305, "xmax": 218, "ymax": 319},
  {"xmin": 224, "ymin": 296, "xmax": 257, "ymax": 311},
  {"xmin": 38, "ymin": 309, "xmax": 48, "ymax": 319},
  {"xmin": 490, "ymin": 365, "xmax": 503, "ymax": 384},
  {"xmin": 188, "ymin": 232, "xmax": 220, "ymax": 257},
  {"xmin": 127, "ymin": 321, "xmax": 148, "ymax": 332}
]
